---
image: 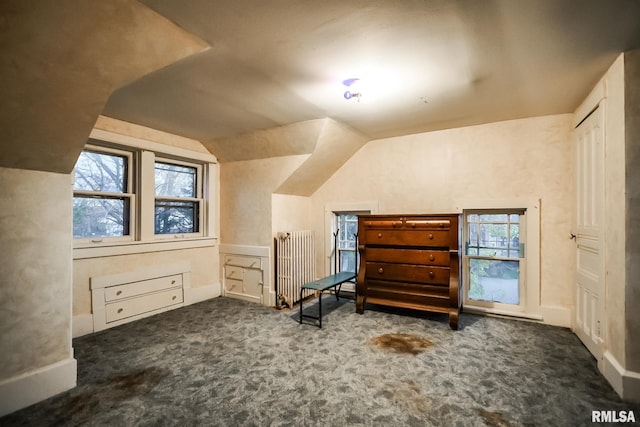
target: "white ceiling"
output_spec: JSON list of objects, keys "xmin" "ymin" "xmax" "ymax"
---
[{"xmin": 102, "ymin": 0, "xmax": 640, "ymax": 143}]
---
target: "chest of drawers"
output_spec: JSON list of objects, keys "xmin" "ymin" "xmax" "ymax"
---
[{"xmin": 356, "ymin": 214, "xmax": 461, "ymax": 329}]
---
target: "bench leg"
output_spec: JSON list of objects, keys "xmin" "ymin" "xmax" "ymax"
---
[
  {"xmin": 318, "ymin": 291, "xmax": 323, "ymax": 328},
  {"xmin": 335, "ymin": 283, "xmax": 342, "ymax": 301},
  {"xmin": 299, "ymin": 287, "xmax": 303, "ymax": 324}
]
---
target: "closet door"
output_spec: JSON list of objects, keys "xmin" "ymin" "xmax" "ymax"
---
[{"xmin": 574, "ymin": 103, "xmax": 605, "ymax": 360}]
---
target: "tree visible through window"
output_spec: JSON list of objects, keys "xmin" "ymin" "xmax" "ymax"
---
[
  {"xmin": 465, "ymin": 211, "xmax": 524, "ymax": 305},
  {"xmin": 154, "ymin": 161, "xmax": 200, "ymax": 234},
  {"xmin": 73, "ymin": 148, "xmax": 131, "ymax": 239},
  {"xmin": 335, "ymin": 213, "xmax": 358, "ymax": 273}
]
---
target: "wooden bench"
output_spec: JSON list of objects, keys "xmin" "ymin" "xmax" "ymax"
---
[{"xmin": 299, "ymin": 271, "xmax": 356, "ymax": 328}]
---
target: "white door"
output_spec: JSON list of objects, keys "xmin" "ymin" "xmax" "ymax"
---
[{"xmin": 574, "ymin": 104, "xmax": 605, "ymax": 359}]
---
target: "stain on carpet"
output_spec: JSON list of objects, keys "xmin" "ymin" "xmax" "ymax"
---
[
  {"xmin": 107, "ymin": 366, "xmax": 169, "ymax": 399},
  {"xmin": 370, "ymin": 333, "xmax": 433, "ymax": 355},
  {"xmin": 478, "ymin": 408, "xmax": 513, "ymax": 427}
]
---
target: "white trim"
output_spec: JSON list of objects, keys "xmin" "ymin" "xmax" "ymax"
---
[
  {"xmin": 463, "ymin": 305, "xmax": 543, "ymax": 321},
  {"xmin": 184, "ymin": 283, "xmax": 221, "ymax": 305},
  {"xmin": 72, "ymin": 313, "xmax": 94, "ymax": 338},
  {"xmin": 455, "ymin": 198, "xmax": 541, "ymax": 319},
  {"xmin": 539, "ymin": 305, "xmax": 572, "ymax": 327},
  {"xmin": 73, "ymin": 237, "xmax": 217, "ymax": 259},
  {"xmin": 603, "ymin": 351, "xmax": 640, "ymax": 403},
  {"xmin": 90, "ymin": 128, "xmax": 217, "ymax": 163},
  {"xmin": 0, "ymin": 358, "xmax": 77, "ymax": 417},
  {"xmin": 219, "ymin": 244, "xmax": 270, "ymax": 258}
]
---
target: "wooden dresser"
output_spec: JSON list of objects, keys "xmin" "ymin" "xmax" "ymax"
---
[{"xmin": 356, "ymin": 214, "xmax": 461, "ymax": 329}]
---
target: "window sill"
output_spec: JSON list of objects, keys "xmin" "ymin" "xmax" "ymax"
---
[{"xmin": 73, "ymin": 237, "xmax": 218, "ymax": 260}]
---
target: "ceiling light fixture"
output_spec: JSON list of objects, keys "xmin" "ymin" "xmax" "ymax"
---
[{"xmin": 342, "ymin": 78, "xmax": 362, "ymax": 101}]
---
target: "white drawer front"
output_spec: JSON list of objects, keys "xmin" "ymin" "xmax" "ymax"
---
[
  {"xmin": 106, "ymin": 288, "xmax": 183, "ymax": 323},
  {"xmin": 224, "ymin": 277, "xmax": 243, "ymax": 292},
  {"xmin": 105, "ymin": 274, "xmax": 182, "ymax": 302},
  {"xmin": 224, "ymin": 265, "xmax": 244, "ymax": 280},
  {"xmin": 224, "ymin": 255, "xmax": 261, "ymax": 269}
]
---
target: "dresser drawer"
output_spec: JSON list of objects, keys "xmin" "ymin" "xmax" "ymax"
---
[
  {"xmin": 366, "ymin": 247, "xmax": 449, "ymax": 266},
  {"xmin": 105, "ymin": 288, "xmax": 183, "ymax": 323},
  {"xmin": 104, "ymin": 274, "xmax": 182, "ymax": 302},
  {"xmin": 366, "ymin": 262, "xmax": 450, "ymax": 285},
  {"xmin": 364, "ymin": 229, "xmax": 451, "ymax": 247}
]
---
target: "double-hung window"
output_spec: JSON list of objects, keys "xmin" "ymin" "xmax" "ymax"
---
[
  {"xmin": 72, "ymin": 145, "xmax": 134, "ymax": 242},
  {"xmin": 335, "ymin": 213, "xmax": 359, "ymax": 273},
  {"xmin": 463, "ymin": 210, "xmax": 525, "ymax": 311},
  {"xmin": 154, "ymin": 160, "xmax": 202, "ymax": 236}
]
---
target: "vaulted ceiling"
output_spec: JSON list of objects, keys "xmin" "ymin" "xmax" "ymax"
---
[
  {"xmin": 2, "ymin": 1, "xmax": 640, "ymax": 173},
  {"xmin": 103, "ymin": 0, "xmax": 640, "ymax": 146}
]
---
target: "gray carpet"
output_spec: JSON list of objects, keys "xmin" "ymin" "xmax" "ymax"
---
[{"xmin": 2, "ymin": 296, "xmax": 639, "ymax": 426}]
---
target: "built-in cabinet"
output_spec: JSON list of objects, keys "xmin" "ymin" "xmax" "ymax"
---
[{"xmin": 223, "ymin": 254, "xmax": 264, "ymax": 304}]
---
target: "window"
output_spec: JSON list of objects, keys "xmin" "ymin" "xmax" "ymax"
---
[
  {"xmin": 72, "ymin": 136, "xmax": 215, "ymax": 250},
  {"xmin": 335, "ymin": 213, "xmax": 358, "ymax": 273},
  {"xmin": 73, "ymin": 146, "xmax": 133, "ymax": 241},
  {"xmin": 154, "ymin": 160, "xmax": 202, "ymax": 235},
  {"xmin": 464, "ymin": 210, "xmax": 525, "ymax": 309}
]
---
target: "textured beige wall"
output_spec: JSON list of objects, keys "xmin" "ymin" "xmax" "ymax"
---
[
  {"xmin": 624, "ymin": 50, "xmax": 640, "ymax": 372},
  {"xmin": 220, "ymin": 155, "xmax": 308, "ymax": 247},
  {"xmin": 272, "ymin": 194, "xmax": 312, "ymax": 234},
  {"xmin": 310, "ymin": 114, "xmax": 574, "ymax": 308},
  {"xmin": 0, "ymin": 167, "xmax": 72, "ymax": 378},
  {"xmin": 0, "ymin": 0, "xmax": 207, "ymax": 174},
  {"xmin": 73, "ymin": 247, "xmax": 218, "ymax": 316}
]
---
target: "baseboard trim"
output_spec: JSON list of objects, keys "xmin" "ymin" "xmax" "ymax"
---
[
  {"xmin": 0, "ymin": 357, "xmax": 77, "ymax": 417},
  {"xmin": 184, "ymin": 282, "xmax": 221, "ymax": 305},
  {"xmin": 540, "ymin": 305, "xmax": 572, "ymax": 328},
  {"xmin": 72, "ymin": 313, "xmax": 94, "ymax": 338},
  {"xmin": 603, "ymin": 351, "xmax": 640, "ymax": 403}
]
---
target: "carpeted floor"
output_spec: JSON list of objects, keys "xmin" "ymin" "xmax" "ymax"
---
[{"xmin": 2, "ymin": 296, "xmax": 639, "ymax": 426}]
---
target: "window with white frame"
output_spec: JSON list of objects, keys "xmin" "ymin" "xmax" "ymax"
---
[
  {"xmin": 73, "ymin": 146, "xmax": 134, "ymax": 242},
  {"xmin": 73, "ymin": 139, "xmax": 212, "ymax": 247},
  {"xmin": 154, "ymin": 160, "xmax": 202, "ymax": 235},
  {"xmin": 335, "ymin": 213, "xmax": 359, "ymax": 273},
  {"xmin": 464, "ymin": 209, "xmax": 525, "ymax": 309}
]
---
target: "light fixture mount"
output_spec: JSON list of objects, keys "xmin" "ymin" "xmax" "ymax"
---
[{"xmin": 342, "ymin": 78, "xmax": 362, "ymax": 101}]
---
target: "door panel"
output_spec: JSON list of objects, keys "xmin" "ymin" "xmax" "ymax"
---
[{"xmin": 574, "ymin": 104, "xmax": 605, "ymax": 359}]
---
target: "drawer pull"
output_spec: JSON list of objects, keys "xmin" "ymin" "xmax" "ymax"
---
[
  {"xmin": 429, "ymin": 254, "xmax": 435, "ymax": 262},
  {"xmin": 116, "ymin": 290, "xmax": 122, "ymax": 296},
  {"xmin": 428, "ymin": 233, "xmax": 434, "ymax": 240},
  {"xmin": 172, "ymin": 295, "xmax": 177, "ymax": 300},
  {"xmin": 378, "ymin": 267, "xmax": 384, "ymax": 274},
  {"xmin": 117, "ymin": 308, "xmax": 123, "ymax": 314},
  {"xmin": 171, "ymin": 280, "xmax": 176, "ymax": 284},
  {"xmin": 377, "ymin": 233, "xmax": 383, "ymax": 238},
  {"xmin": 429, "ymin": 271, "xmax": 435, "ymax": 278}
]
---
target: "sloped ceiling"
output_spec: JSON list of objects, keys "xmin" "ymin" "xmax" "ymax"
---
[
  {"xmin": 0, "ymin": 0, "xmax": 208, "ymax": 173},
  {"xmin": 101, "ymin": 0, "xmax": 640, "ymax": 149}
]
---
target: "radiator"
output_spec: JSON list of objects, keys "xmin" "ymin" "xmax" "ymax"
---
[{"xmin": 275, "ymin": 230, "xmax": 316, "ymax": 306}]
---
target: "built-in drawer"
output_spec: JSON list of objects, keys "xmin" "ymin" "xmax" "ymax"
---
[
  {"xmin": 105, "ymin": 288, "xmax": 183, "ymax": 323},
  {"xmin": 224, "ymin": 277, "xmax": 243, "ymax": 292},
  {"xmin": 224, "ymin": 255, "xmax": 261, "ymax": 269},
  {"xmin": 365, "ymin": 262, "xmax": 450, "ymax": 286},
  {"xmin": 366, "ymin": 247, "xmax": 449, "ymax": 266},
  {"xmin": 104, "ymin": 274, "xmax": 182, "ymax": 302},
  {"xmin": 225, "ymin": 265, "xmax": 244, "ymax": 280},
  {"xmin": 364, "ymin": 229, "xmax": 451, "ymax": 248}
]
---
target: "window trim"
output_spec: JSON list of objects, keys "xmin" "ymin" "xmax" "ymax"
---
[
  {"xmin": 153, "ymin": 157, "xmax": 204, "ymax": 239},
  {"xmin": 73, "ymin": 128, "xmax": 219, "ymax": 257},
  {"xmin": 463, "ymin": 209, "xmax": 526, "ymax": 312},
  {"xmin": 72, "ymin": 144, "xmax": 135, "ymax": 246},
  {"xmin": 455, "ymin": 198, "xmax": 541, "ymax": 320}
]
